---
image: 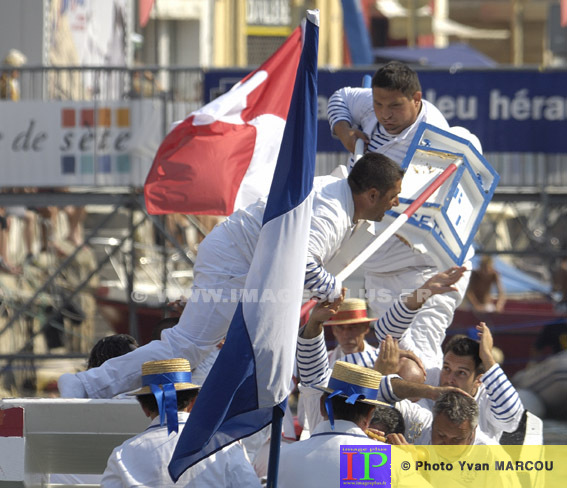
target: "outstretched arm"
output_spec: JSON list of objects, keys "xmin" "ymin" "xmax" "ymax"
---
[
  {"xmin": 402, "ymin": 266, "xmax": 466, "ymax": 311},
  {"xmin": 375, "ymin": 266, "xmax": 466, "ymax": 342},
  {"xmin": 301, "ymin": 290, "xmax": 346, "ymax": 340},
  {"xmin": 476, "ymin": 322, "xmax": 524, "ymax": 434}
]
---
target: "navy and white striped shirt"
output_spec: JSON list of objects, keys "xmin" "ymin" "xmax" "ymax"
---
[{"xmin": 327, "ymin": 86, "xmax": 450, "ymax": 169}]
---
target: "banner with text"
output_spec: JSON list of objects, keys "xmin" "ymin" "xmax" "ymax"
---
[
  {"xmin": 204, "ymin": 69, "xmax": 567, "ymax": 154},
  {"xmin": 0, "ymin": 100, "xmax": 162, "ymax": 187}
]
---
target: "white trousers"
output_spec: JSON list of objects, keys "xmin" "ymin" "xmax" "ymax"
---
[{"xmin": 77, "ymin": 223, "xmax": 251, "ymax": 398}]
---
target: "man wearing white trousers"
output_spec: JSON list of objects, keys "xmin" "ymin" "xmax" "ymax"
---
[{"xmin": 58, "ymin": 153, "xmax": 404, "ymax": 399}]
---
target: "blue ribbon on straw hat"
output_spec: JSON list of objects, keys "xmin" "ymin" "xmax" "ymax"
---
[
  {"xmin": 315, "ymin": 361, "xmax": 389, "ymax": 430},
  {"xmin": 130, "ymin": 358, "xmax": 200, "ymax": 434}
]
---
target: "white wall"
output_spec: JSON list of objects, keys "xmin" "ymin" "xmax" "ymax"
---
[{"xmin": 0, "ymin": 0, "xmax": 45, "ymax": 65}]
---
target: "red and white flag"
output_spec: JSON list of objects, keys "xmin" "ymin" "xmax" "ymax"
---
[{"xmin": 144, "ymin": 28, "xmax": 302, "ymax": 215}]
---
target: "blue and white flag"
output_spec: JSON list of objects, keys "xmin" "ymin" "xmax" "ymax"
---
[{"xmin": 169, "ymin": 10, "xmax": 319, "ymax": 480}]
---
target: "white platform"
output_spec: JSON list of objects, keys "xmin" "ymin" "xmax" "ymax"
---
[{"xmin": 0, "ymin": 398, "xmax": 148, "ymax": 487}]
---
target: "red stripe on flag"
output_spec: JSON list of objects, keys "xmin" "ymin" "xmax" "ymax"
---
[
  {"xmin": 144, "ymin": 28, "xmax": 302, "ymax": 215},
  {"xmin": 562, "ymin": 0, "xmax": 567, "ymax": 27}
]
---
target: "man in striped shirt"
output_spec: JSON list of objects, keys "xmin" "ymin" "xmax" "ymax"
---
[
  {"xmin": 327, "ymin": 61, "xmax": 449, "ymax": 173},
  {"xmin": 327, "ymin": 61, "xmax": 473, "ymax": 385},
  {"xmin": 297, "ymin": 312, "xmax": 525, "ymax": 444}
]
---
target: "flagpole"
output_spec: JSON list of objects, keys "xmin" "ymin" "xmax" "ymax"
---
[
  {"xmin": 300, "ymin": 158, "xmax": 463, "ymax": 316},
  {"xmin": 266, "ymin": 405, "xmax": 284, "ymax": 488}
]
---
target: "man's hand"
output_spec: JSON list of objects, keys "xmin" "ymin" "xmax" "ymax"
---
[
  {"xmin": 166, "ymin": 298, "xmax": 187, "ymax": 317},
  {"xmin": 476, "ymin": 322, "xmax": 496, "ymax": 370},
  {"xmin": 403, "ymin": 266, "xmax": 466, "ymax": 311},
  {"xmin": 333, "ymin": 121, "xmax": 369, "ymax": 154},
  {"xmin": 386, "ymin": 433, "xmax": 410, "ymax": 445},
  {"xmin": 300, "ymin": 288, "xmax": 346, "ymax": 339},
  {"xmin": 366, "ymin": 428, "xmax": 387, "ymax": 442},
  {"xmin": 374, "ymin": 335, "xmax": 400, "ymax": 375}
]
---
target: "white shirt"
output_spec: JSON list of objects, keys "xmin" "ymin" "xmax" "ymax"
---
[{"xmin": 101, "ymin": 412, "xmax": 261, "ymax": 487}]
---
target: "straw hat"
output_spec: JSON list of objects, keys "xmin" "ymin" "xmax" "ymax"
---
[
  {"xmin": 316, "ymin": 361, "xmax": 389, "ymax": 406},
  {"xmin": 3, "ymin": 49, "xmax": 27, "ymax": 67},
  {"xmin": 323, "ymin": 298, "xmax": 376, "ymax": 326},
  {"xmin": 129, "ymin": 358, "xmax": 200, "ymax": 395}
]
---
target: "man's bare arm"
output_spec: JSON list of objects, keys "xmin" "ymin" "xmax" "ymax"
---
[{"xmin": 332, "ymin": 120, "xmax": 368, "ymax": 154}]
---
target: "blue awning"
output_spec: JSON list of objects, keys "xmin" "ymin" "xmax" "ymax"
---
[{"xmin": 372, "ymin": 43, "xmax": 498, "ymax": 68}]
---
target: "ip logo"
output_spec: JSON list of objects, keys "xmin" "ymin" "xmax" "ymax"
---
[{"xmin": 340, "ymin": 444, "xmax": 391, "ymax": 487}]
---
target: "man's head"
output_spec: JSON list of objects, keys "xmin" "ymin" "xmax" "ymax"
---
[
  {"xmin": 131, "ymin": 358, "xmax": 201, "ymax": 432},
  {"xmin": 87, "ymin": 334, "xmax": 139, "ymax": 370},
  {"xmin": 371, "ymin": 405, "xmax": 405, "ymax": 436},
  {"xmin": 431, "ymin": 392, "xmax": 479, "ymax": 445},
  {"xmin": 440, "ymin": 335, "xmax": 484, "ymax": 395},
  {"xmin": 3, "ymin": 49, "xmax": 26, "ymax": 79},
  {"xmin": 371, "ymin": 61, "xmax": 422, "ymax": 135},
  {"xmin": 398, "ymin": 356, "xmax": 426, "ymax": 402},
  {"xmin": 318, "ymin": 361, "xmax": 389, "ymax": 430},
  {"xmin": 348, "ymin": 153, "xmax": 403, "ymax": 223},
  {"xmin": 324, "ymin": 298, "xmax": 374, "ymax": 355}
]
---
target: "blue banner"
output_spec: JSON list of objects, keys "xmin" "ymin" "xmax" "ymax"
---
[{"xmin": 204, "ymin": 69, "xmax": 567, "ymax": 154}]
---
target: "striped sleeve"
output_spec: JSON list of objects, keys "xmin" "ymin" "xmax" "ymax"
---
[
  {"xmin": 374, "ymin": 298, "xmax": 417, "ymax": 342},
  {"xmin": 304, "ymin": 261, "xmax": 340, "ymax": 300},
  {"xmin": 482, "ymin": 363, "xmax": 524, "ymax": 428},
  {"xmin": 327, "ymin": 89, "xmax": 353, "ymax": 132},
  {"xmin": 340, "ymin": 351, "xmax": 401, "ymax": 405},
  {"xmin": 296, "ymin": 331, "xmax": 330, "ymax": 387},
  {"xmin": 377, "ymin": 374, "xmax": 402, "ymax": 404}
]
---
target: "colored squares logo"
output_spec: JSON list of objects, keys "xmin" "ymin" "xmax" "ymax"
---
[
  {"xmin": 80, "ymin": 109, "xmax": 94, "ymax": 127},
  {"xmin": 61, "ymin": 108, "xmax": 130, "ymax": 127},
  {"xmin": 59, "ymin": 106, "xmax": 131, "ymax": 176},
  {"xmin": 61, "ymin": 109, "xmax": 76, "ymax": 127},
  {"xmin": 80, "ymin": 155, "xmax": 94, "ymax": 174},
  {"xmin": 116, "ymin": 155, "xmax": 131, "ymax": 173},
  {"xmin": 98, "ymin": 155, "xmax": 112, "ymax": 173},
  {"xmin": 61, "ymin": 156, "xmax": 75, "ymax": 174},
  {"xmin": 340, "ymin": 445, "xmax": 391, "ymax": 487},
  {"xmin": 116, "ymin": 108, "xmax": 130, "ymax": 127},
  {"xmin": 98, "ymin": 108, "xmax": 111, "ymax": 127}
]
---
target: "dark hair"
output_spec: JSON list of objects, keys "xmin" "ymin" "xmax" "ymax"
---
[
  {"xmin": 348, "ymin": 152, "xmax": 404, "ymax": 195},
  {"xmin": 433, "ymin": 392, "xmax": 479, "ymax": 430},
  {"xmin": 322, "ymin": 392, "xmax": 376, "ymax": 424},
  {"xmin": 443, "ymin": 335, "xmax": 484, "ymax": 375},
  {"xmin": 371, "ymin": 61, "xmax": 422, "ymax": 99},
  {"xmin": 137, "ymin": 388, "xmax": 199, "ymax": 414},
  {"xmin": 371, "ymin": 405, "xmax": 405, "ymax": 435},
  {"xmin": 87, "ymin": 334, "xmax": 139, "ymax": 369}
]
